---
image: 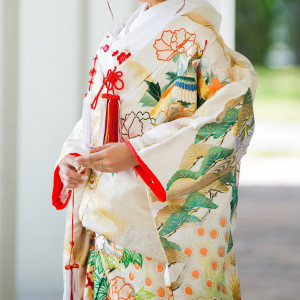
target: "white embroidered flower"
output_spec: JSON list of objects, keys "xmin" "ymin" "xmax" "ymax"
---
[
  {"xmin": 95, "ymin": 234, "xmax": 105, "ymax": 251},
  {"xmin": 121, "ymin": 111, "xmax": 155, "ymax": 141}
]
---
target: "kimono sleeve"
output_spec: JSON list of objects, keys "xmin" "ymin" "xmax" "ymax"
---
[
  {"xmin": 52, "ymin": 118, "xmax": 87, "ymax": 210},
  {"xmin": 126, "ymin": 29, "xmax": 258, "ymax": 202}
]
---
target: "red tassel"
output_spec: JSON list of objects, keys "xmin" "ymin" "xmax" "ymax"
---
[
  {"xmin": 90, "ymin": 66, "xmax": 124, "ymax": 145},
  {"xmin": 103, "ymin": 94, "xmax": 120, "ymax": 144}
]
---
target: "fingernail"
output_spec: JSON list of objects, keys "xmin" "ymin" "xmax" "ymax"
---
[{"xmin": 81, "ymin": 175, "xmax": 88, "ymax": 180}]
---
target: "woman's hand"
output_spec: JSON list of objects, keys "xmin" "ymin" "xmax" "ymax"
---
[
  {"xmin": 74, "ymin": 143, "xmax": 139, "ymax": 173},
  {"xmin": 59, "ymin": 154, "xmax": 88, "ymax": 189}
]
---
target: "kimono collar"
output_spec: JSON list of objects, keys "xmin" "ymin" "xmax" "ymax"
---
[{"xmin": 109, "ymin": 0, "xmax": 222, "ymax": 55}]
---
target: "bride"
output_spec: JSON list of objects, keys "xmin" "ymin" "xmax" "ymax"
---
[{"xmin": 52, "ymin": 0, "xmax": 258, "ymax": 299}]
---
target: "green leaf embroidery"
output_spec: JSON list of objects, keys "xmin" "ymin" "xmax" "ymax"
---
[
  {"xmin": 178, "ymin": 101, "xmax": 192, "ymax": 108},
  {"xmin": 87, "ymin": 249, "xmax": 104, "ymax": 275},
  {"xmin": 94, "ymin": 275, "xmax": 109, "ymax": 300},
  {"xmin": 227, "ymin": 230, "xmax": 233, "ymax": 253},
  {"xmin": 100, "ymin": 253, "xmax": 121, "ymax": 272},
  {"xmin": 166, "ymin": 71, "xmax": 178, "ymax": 82},
  {"xmin": 95, "ymin": 254, "xmax": 104, "ymax": 274},
  {"xmin": 219, "ymin": 171, "xmax": 235, "ymax": 185},
  {"xmin": 166, "ymin": 146, "xmax": 234, "ymax": 190},
  {"xmin": 243, "ymin": 88, "xmax": 253, "ymax": 105},
  {"xmin": 160, "ymin": 236, "xmax": 181, "ymax": 252},
  {"xmin": 145, "ymin": 80, "xmax": 161, "ymax": 102},
  {"xmin": 159, "ymin": 191, "xmax": 218, "ymax": 238},
  {"xmin": 182, "ymin": 192, "xmax": 218, "ymax": 211},
  {"xmin": 166, "ymin": 169, "xmax": 199, "ymax": 191},
  {"xmin": 199, "ymin": 146, "xmax": 234, "ymax": 175},
  {"xmin": 159, "ymin": 212, "xmax": 200, "ymax": 236},
  {"xmin": 135, "ymin": 287, "xmax": 156, "ymax": 300},
  {"xmin": 87, "ymin": 249, "xmax": 97, "ymax": 267},
  {"xmin": 140, "ymin": 93, "xmax": 159, "ymax": 107},
  {"xmin": 120, "ymin": 249, "xmax": 143, "ymax": 269},
  {"xmin": 230, "ymin": 170, "xmax": 238, "ymax": 221},
  {"xmin": 195, "ymin": 108, "xmax": 240, "ymax": 143}
]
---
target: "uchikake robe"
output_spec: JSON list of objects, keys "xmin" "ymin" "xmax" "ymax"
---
[{"xmin": 52, "ymin": 0, "xmax": 258, "ymax": 299}]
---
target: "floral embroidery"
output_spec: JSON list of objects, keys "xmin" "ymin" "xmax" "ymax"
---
[
  {"xmin": 117, "ymin": 51, "xmax": 132, "ymax": 64},
  {"xmin": 121, "ymin": 112, "xmax": 155, "ymax": 141},
  {"xmin": 112, "ymin": 50, "xmax": 119, "ymax": 56},
  {"xmin": 100, "ymin": 44, "xmax": 110, "ymax": 52},
  {"xmin": 153, "ymin": 28, "xmax": 198, "ymax": 61},
  {"xmin": 108, "ymin": 276, "xmax": 136, "ymax": 300}
]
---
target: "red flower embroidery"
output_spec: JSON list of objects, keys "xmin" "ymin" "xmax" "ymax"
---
[
  {"xmin": 108, "ymin": 276, "xmax": 136, "ymax": 300},
  {"xmin": 153, "ymin": 28, "xmax": 198, "ymax": 61},
  {"xmin": 117, "ymin": 52, "xmax": 131, "ymax": 64},
  {"xmin": 100, "ymin": 44, "xmax": 110, "ymax": 52},
  {"xmin": 112, "ymin": 50, "xmax": 119, "ymax": 56}
]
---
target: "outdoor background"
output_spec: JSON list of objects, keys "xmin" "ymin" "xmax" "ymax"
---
[{"xmin": 0, "ymin": 0, "xmax": 299, "ymax": 299}]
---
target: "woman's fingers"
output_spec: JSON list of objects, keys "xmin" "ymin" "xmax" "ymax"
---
[
  {"xmin": 58, "ymin": 155, "xmax": 89, "ymax": 188},
  {"xmin": 74, "ymin": 151, "xmax": 107, "ymax": 168},
  {"xmin": 59, "ymin": 169, "xmax": 83, "ymax": 183},
  {"xmin": 61, "ymin": 164, "xmax": 83, "ymax": 180},
  {"xmin": 89, "ymin": 144, "xmax": 111, "ymax": 153}
]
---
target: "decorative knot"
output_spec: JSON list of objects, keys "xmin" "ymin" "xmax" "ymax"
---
[
  {"xmin": 91, "ymin": 66, "xmax": 124, "ymax": 110},
  {"xmin": 103, "ymin": 66, "xmax": 124, "ymax": 92}
]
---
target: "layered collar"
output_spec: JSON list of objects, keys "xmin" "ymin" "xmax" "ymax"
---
[{"xmin": 109, "ymin": 0, "xmax": 221, "ymax": 55}]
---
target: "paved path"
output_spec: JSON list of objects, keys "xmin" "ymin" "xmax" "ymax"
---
[{"xmin": 235, "ymin": 185, "xmax": 300, "ymax": 300}]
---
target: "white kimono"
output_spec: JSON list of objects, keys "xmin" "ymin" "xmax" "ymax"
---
[{"xmin": 52, "ymin": 1, "xmax": 258, "ymax": 299}]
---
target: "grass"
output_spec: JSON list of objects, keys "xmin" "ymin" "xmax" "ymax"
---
[{"xmin": 253, "ymin": 66, "xmax": 300, "ymax": 122}]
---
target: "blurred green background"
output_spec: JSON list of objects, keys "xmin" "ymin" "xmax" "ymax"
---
[
  {"xmin": 236, "ymin": 0, "xmax": 300, "ymax": 122},
  {"xmin": 235, "ymin": 0, "xmax": 300, "ymax": 159},
  {"xmin": 234, "ymin": 1, "xmax": 300, "ymax": 298}
]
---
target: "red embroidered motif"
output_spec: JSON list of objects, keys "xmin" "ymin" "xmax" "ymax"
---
[
  {"xmin": 117, "ymin": 52, "xmax": 131, "ymax": 64},
  {"xmin": 153, "ymin": 28, "xmax": 198, "ymax": 61},
  {"xmin": 112, "ymin": 50, "xmax": 119, "ymax": 56},
  {"xmin": 89, "ymin": 67, "xmax": 96, "ymax": 77},
  {"xmin": 86, "ymin": 55, "xmax": 98, "ymax": 93},
  {"xmin": 100, "ymin": 44, "xmax": 110, "ymax": 52}
]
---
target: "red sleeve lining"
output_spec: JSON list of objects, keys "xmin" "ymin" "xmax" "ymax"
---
[
  {"xmin": 126, "ymin": 140, "xmax": 166, "ymax": 202},
  {"xmin": 52, "ymin": 152, "xmax": 82, "ymax": 210}
]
